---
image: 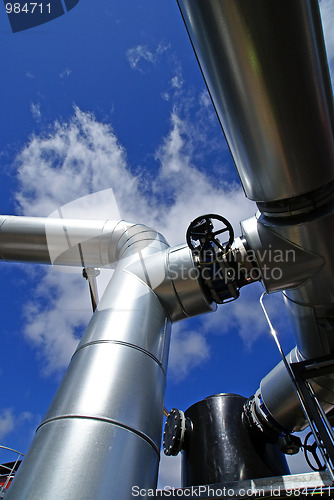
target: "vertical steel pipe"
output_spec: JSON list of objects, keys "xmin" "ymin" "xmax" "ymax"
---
[{"xmin": 6, "ymin": 264, "xmax": 171, "ymax": 499}]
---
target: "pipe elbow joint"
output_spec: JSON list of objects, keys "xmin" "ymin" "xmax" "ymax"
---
[{"xmin": 125, "ymin": 244, "xmax": 216, "ymax": 322}]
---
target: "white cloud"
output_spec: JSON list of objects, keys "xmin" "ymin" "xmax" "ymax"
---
[
  {"xmin": 203, "ymin": 284, "xmax": 268, "ymax": 346},
  {"xmin": 30, "ymin": 103, "xmax": 41, "ymax": 122},
  {"xmin": 126, "ymin": 43, "xmax": 169, "ymax": 70},
  {"xmin": 22, "ymin": 272, "xmax": 92, "ymax": 375},
  {"xmin": 154, "ymin": 110, "xmax": 255, "ymax": 245},
  {"xmin": 169, "ymin": 328, "xmax": 210, "ymax": 381},
  {"xmin": 11, "ymin": 3, "xmax": 334, "ymax": 381},
  {"xmin": 0, "ymin": 409, "xmax": 15, "ymax": 440},
  {"xmin": 199, "ymin": 89, "xmax": 211, "ymax": 108},
  {"xmin": 59, "ymin": 68, "xmax": 71, "ymax": 78},
  {"xmin": 170, "ymin": 75, "xmax": 183, "ymax": 90},
  {"xmin": 0, "ymin": 409, "xmax": 40, "ymax": 460},
  {"xmin": 15, "ymin": 106, "xmax": 149, "ymax": 222}
]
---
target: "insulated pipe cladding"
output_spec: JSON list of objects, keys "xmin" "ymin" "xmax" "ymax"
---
[
  {"xmin": 0, "ymin": 216, "xmax": 215, "ymax": 499},
  {"xmin": 177, "ymin": 0, "xmax": 334, "ymax": 205},
  {"xmin": 177, "ymin": 0, "xmax": 334, "ymax": 435}
]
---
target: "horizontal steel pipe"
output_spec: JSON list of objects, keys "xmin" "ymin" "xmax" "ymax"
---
[{"xmin": 0, "ymin": 216, "xmax": 168, "ymax": 267}]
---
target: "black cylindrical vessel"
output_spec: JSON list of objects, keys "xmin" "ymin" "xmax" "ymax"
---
[{"xmin": 182, "ymin": 394, "xmax": 289, "ymax": 486}]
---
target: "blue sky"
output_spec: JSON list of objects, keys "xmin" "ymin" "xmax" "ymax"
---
[{"xmin": 0, "ymin": 0, "xmax": 334, "ymax": 488}]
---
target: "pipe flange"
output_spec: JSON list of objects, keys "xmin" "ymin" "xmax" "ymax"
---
[{"xmin": 163, "ymin": 408, "xmax": 186, "ymax": 456}]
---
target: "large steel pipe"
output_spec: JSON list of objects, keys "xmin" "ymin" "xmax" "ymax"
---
[
  {"xmin": 177, "ymin": 0, "xmax": 334, "ymax": 436},
  {"xmin": 6, "ymin": 265, "xmax": 171, "ymax": 499},
  {"xmin": 241, "ymin": 207, "xmax": 334, "ymax": 432},
  {"xmin": 177, "ymin": 0, "xmax": 334, "ymax": 205}
]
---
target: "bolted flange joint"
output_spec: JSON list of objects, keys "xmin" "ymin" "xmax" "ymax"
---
[{"xmin": 163, "ymin": 408, "xmax": 192, "ymax": 456}]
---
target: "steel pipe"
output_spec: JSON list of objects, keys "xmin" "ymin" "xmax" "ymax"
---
[
  {"xmin": 6, "ymin": 266, "xmax": 170, "ymax": 499},
  {"xmin": 177, "ymin": 0, "xmax": 334, "ymax": 205},
  {"xmin": 2, "ymin": 217, "xmax": 214, "ymax": 499},
  {"xmin": 0, "ymin": 216, "xmax": 168, "ymax": 267},
  {"xmin": 175, "ymin": 0, "xmax": 334, "ymax": 436}
]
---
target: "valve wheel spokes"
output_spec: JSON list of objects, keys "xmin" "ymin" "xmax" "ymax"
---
[
  {"xmin": 303, "ymin": 431, "xmax": 327, "ymax": 472},
  {"xmin": 186, "ymin": 214, "xmax": 234, "ymax": 254}
]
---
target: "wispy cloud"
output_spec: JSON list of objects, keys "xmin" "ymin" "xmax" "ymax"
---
[
  {"xmin": 154, "ymin": 110, "xmax": 254, "ymax": 244},
  {"xmin": 59, "ymin": 68, "xmax": 72, "ymax": 79},
  {"xmin": 169, "ymin": 327, "xmax": 210, "ymax": 381},
  {"xmin": 22, "ymin": 272, "xmax": 92, "ymax": 375},
  {"xmin": 16, "ymin": 106, "xmax": 147, "ymax": 220},
  {"xmin": 0, "ymin": 408, "xmax": 40, "ymax": 459},
  {"xmin": 0, "ymin": 409, "xmax": 15, "ymax": 441},
  {"xmin": 30, "ymin": 102, "xmax": 41, "ymax": 122},
  {"xmin": 0, "ymin": 408, "xmax": 38, "ymax": 441},
  {"xmin": 126, "ymin": 43, "xmax": 169, "ymax": 70}
]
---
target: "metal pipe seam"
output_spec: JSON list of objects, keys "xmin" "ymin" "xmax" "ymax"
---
[
  {"xmin": 35, "ymin": 415, "xmax": 160, "ymax": 456},
  {"xmin": 241, "ymin": 208, "xmax": 334, "ymax": 358},
  {"xmin": 241, "ymin": 210, "xmax": 334, "ymax": 432},
  {"xmin": 6, "ymin": 418, "xmax": 159, "ymax": 500},
  {"xmin": 73, "ymin": 339, "xmax": 166, "ymax": 376},
  {"xmin": 257, "ymin": 180, "xmax": 334, "ymax": 218},
  {"xmin": 0, "ymin": 214, "xmax": 219, "ymax": 321},
  {"xmin": 35, "ymin": 267, "xmax": 171, "ymax": 449},
  {"xmin": 0, "ymin": 216, "xmax": 10, "ymax": 261}
]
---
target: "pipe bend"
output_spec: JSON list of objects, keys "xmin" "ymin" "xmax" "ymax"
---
[{"xmin": 123, "ymin": 244, "xmax": 216, "ymax": 322}]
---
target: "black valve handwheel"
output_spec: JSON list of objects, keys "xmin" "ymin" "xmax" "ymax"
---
[
  {"xmin": 186, "ymin": 214, "xmax": 234, "ymax": 254},
  {"xmin": 303, "ymin": 431, "xmax": 326, "ymax": 472}
]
